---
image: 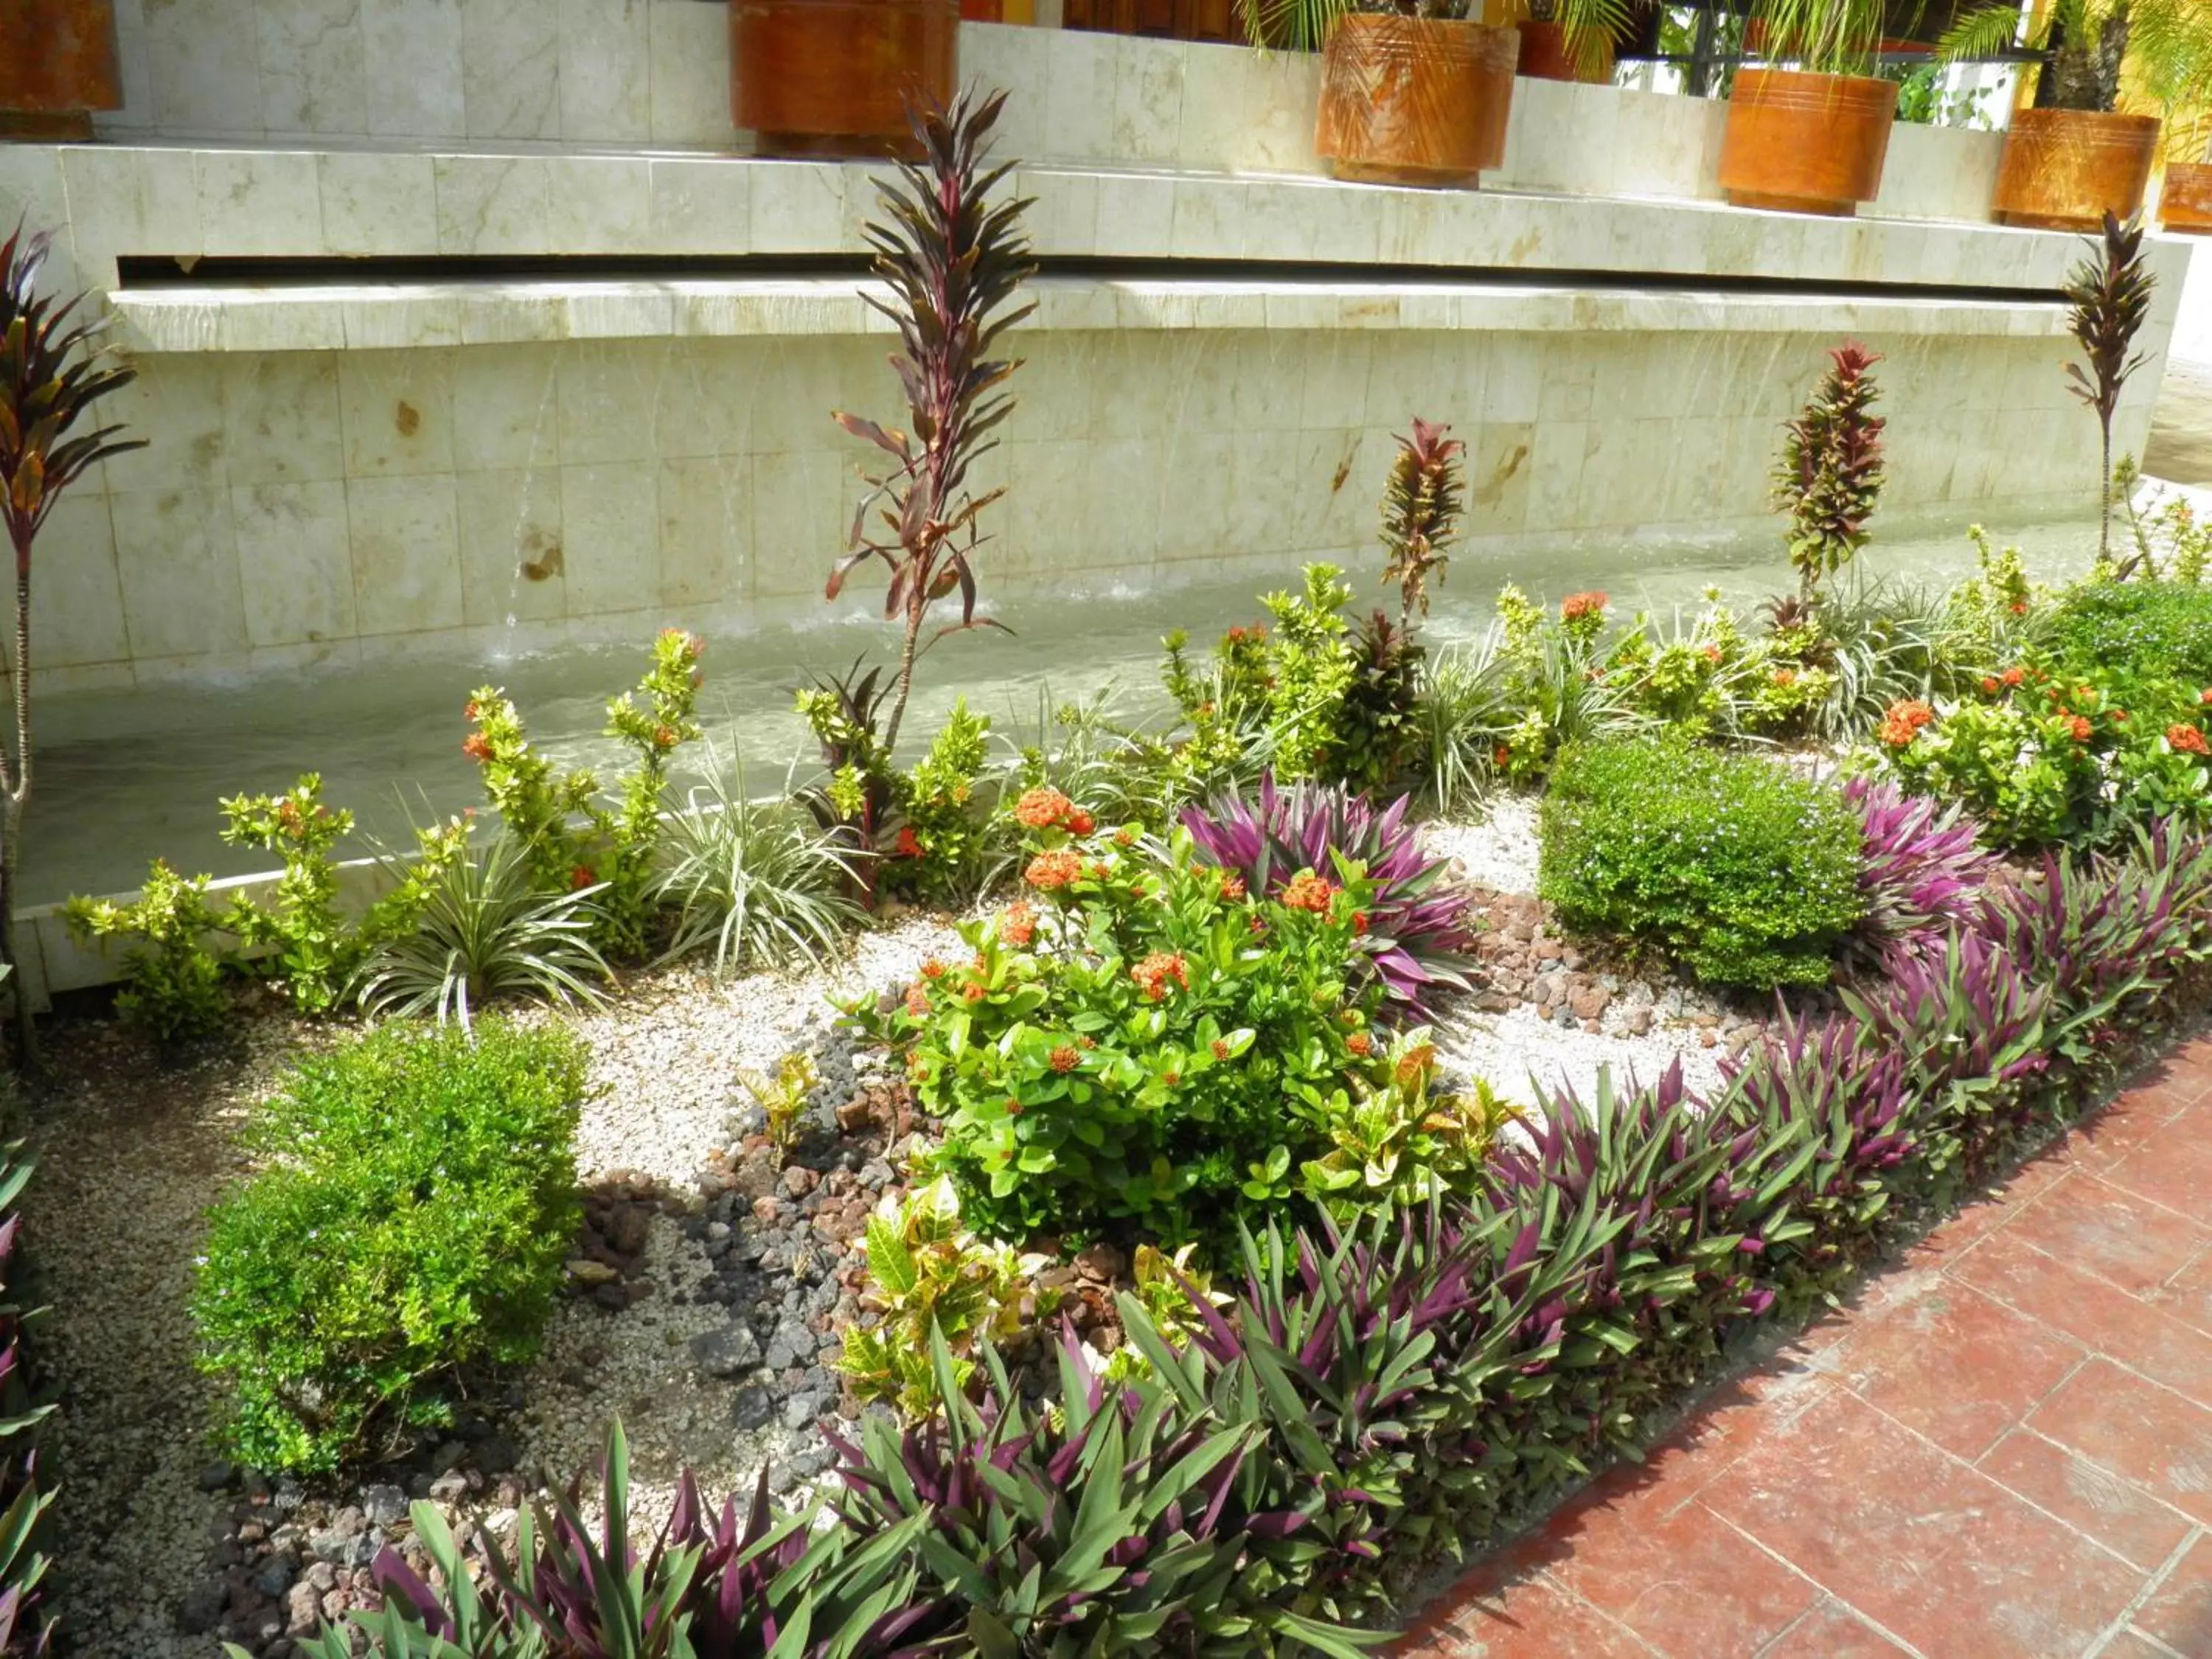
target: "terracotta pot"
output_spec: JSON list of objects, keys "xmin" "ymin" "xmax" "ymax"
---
[
  {"xmin": 731, "ymin": 0, "xmax": 959, "ymax": 159},
  {"xmin": 1515, "ymin": 19, "xmax": 1615, "ymax": 84},
  {"xmin": 0, "ymin": 0, "xmax": 122, "ymax": 142},
  {"xmin": 1992, "ymin": 108, "xmax": 2159, "ymax": 231},
  {"xmin": 1316, "ymin": 15, "xmax": 1519, "ymax": 189},
  {"xmin": 1717, "ymin": 69, "xmax": 1896, "ymax": 216},
  {"xmin": 2160, "ymin": 161, "xmax": 2212, "ymax": 234}
]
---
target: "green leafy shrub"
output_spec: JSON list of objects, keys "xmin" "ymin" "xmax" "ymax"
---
[
  {"xmin": 63, "ymin": 860, "xmax": 231, "ymax": 1041},
  {"xmin": 2048, "ymin": 580, "xmax": 2212, "ymax": 683},
  {"xmin": 851, "ymin": 807, "xmax": 1391, "ymax": 1243},
  {"xmin": 220, "ymin": 773, "xmax": 358, "ymax": 1015},
  {"xmin": 193, "ymin": 1019, "xmax": 586, "ymax": 1472},
  {"xmin": 1540, "ymin": 739, "xmax": 1865, "ymax": 987},
  {"xmin": 1298, "ymin": 1028, "xmax": 1516, "ymax": 1217}
]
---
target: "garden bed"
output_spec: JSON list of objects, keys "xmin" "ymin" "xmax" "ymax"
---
[{"xmin": 24, "ymin": 805, "xmax": 1750, "ymax": 1658}]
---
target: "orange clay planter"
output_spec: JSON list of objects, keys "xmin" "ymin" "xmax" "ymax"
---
[
  {"xmin": 730, "ymin": 0, "xmax": 958, "ymax": 159},
  {"xmin": 1992, "ymin": 108, "xmax": 2159, "ymax": 231},
  {"xmin": 1718, "ymin": 69, "xmax": 1896, "ymax": 216},
  {"xmin": 0, "ymin": 0, "xmax": 122, "ymax": 142},
  {"xmin": 1316, "ymin": 15, "xmax": 1520, "ymax": 189},
  {"xmin": 1515, "ymin": 20, "xmax": 1614, "ymax": 83},
  {"xmin": 2160, "ymin": 161, "xmax": 2212, "ymax": 234}
]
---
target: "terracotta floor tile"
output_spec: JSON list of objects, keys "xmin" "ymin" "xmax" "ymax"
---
[
  {"xmin": 2098, "ymin": 1120, "xmax": 2212, "ymax": 1225},
  {"xmin": 2060, "ymin": 1098, "xmax": 2181, "ymax": 1175},
  {"xmin": 1820, "ymin": 1276, "xmax": 2084, "ymax": 1459},
  {"xmin": 2101, "ymin": 1629, "xmax": 2188, "ymax": 1659},
  {"xmin": 2025, "ymin": 1360, "xmax": 2212, "ymax": 1526},
  {"xmin": 1545, "ymin": 1498, "xmax": 1820, "ymax": 1659},
  {"xmin": 2131, "ymin": 1531, "xmax": 2212, "ymax": 1656},
  {"xmin": 1697, "ymin": 1389, "xmax": 2146, "ymax": 1658},
  {"xmin": 1949, "ymin": 1229, "xmax": 2212, "ymax": 1398},
  {"xmin": 1753, "ymin": 1597, "xmax": 1916, "ymax": 1657},
  {"xmin": 1396, "ymin": 1575, "xmax": 1658, "ymax": 1658},
  {"xmin": 2152, "ymin": 1245, "xmax": 2212, "ymax": 1338},
  {"xmin": 2001, "ymin": 1173, "xmax": 2212, "ymax": 1300},
  {"xmin": 1975, "ymin": 1427, "xmax": 2197, "ymax": 1573}
]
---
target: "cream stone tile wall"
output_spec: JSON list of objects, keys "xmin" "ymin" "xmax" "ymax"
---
[{"xmin": 93, "ymin": 5, "xmax": 2007, "ymax": 222}]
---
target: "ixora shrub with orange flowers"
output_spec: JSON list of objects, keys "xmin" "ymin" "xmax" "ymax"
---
[
  {"xmin": 849, "ymin": 785, "xmax": 1461, "ymax": 1242},
  {"xmin": 1874, "ymin": 627, "xmax": 2212, "ymax": 852}
]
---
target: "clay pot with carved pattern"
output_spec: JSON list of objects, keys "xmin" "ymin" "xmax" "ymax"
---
[
  {"xmin": 730, "ymin": 0, "xmax": 959, "ymax": 159},
  {"xmin": 1315, "ymin": 14, "xmax": 1520, "ymax": 189},
  {"xmin": 2161, "ymin": 160, "xmax": 2212, "ymax": 234},
  {"xmin": 1514, "ymin": 18, "xmax": 1614, "ymax": 83},
  {"xmin": 1717, "ymin": 68, "xmax": 1898, "ymax": 217},
  {"xmin": 0, "ymin": 0, "xmax": 122, "ymax": 142},
  {"xmin": 1992, "ymin": 108, "xmax": 2159, "ymax": 232}
]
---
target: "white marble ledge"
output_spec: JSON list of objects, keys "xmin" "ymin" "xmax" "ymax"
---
[{"xmin": 110, "ymin": 274, "xmax": 2073, "ymax": 356}]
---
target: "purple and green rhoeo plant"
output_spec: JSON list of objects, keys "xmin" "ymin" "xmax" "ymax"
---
[
  {"xmin": 0, "ymin": 1143, "xmax": 52, "ymax": 1658},
  {"xmin": 1841, "ymin": 775, "xmax": 2000, "ymax": 973},
  {"xmin": 285, "ymin": 1420, "xmax": 931, "ymax": 1659},
  {"xmin": 1181, "ymin": 774, "xmax": 1475, "ymax": 1018}
]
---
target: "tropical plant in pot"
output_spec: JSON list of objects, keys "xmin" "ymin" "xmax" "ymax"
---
[
  {"xmin": 1718, "ymin": 0, "xmax": 1900, "ymax": 217},
  {"xmin": 1940, "ymin": 0, "xmax": 2212, "ymax": 229},
  {"xmin": 1241, "ymin": 0, "xmax": 1523, "ymax": 189},
  {"xmin": 1514, "ymin": 0, "xmax": 1633, "ymax": 83}
]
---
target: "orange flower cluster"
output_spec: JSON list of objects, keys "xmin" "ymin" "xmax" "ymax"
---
[
  {"xmin": 1771, "ymin": 668, "xmax": 1796, "ymax": 689},
  {"xmin": 462, "ymin": 732, "xmax": 494, "ymax": 763},
  {"xmin": 2171, "ymin": 723, "xmax": 2212, "ymax": 757},
  {"xmin": 1878, "ymin": 699, "xmax": 1935, "ymax": 748},
  {"xmin": 1024, "ymin": 849, "xmax": 1085, "ymax": 891},
  {"xmin": 962, "ymin": 982, "xmax": 986, "ymax": 1003},
  {"xmin": 998, "ymin": 900, "xmax": 1037, "ymax": 947},
  {"xmin": 1980, "ymin": 675, "xmax": 2001, "ymax": 696},
  {"xmin": 1346, "ymin": 1031, "xmax": 1374, "ymax": 1057},
  {"xmin": 894, "ymin": 826, "xmax": 924, "ymax": 858},
  {"xmin": 2066, "ymin": 714, "xmax": 2093, "ymax": 743},
  {"xmin": 920, "ymin": 958, "xmax": 947, "ymax": 979},
  {"xmin": 1223, "ymin": 623, "xmax": 1267, "ymax": 644},
  {"xmin": 660, "ymin": 627, "xmax": 705, "ymax": 661},
  {"xmin": 1015, "ymin": 787, "xmax": 1074, "ymax": 829},
  {"xmin": 903, "ymin": 982, "xmax": 929, "ymax": 1018},
  {"xmin": 1209, "ymin": 1038, "xmax": 1231, "ymax": 1061},
  {"xmin": 1220, "ymin": 873, "xmax": 1247, "ymax": 902},
  {"xmin": 2002, "ymin": 667, "xmax": 2025, "ymax": 688},
  {"xmin": 1281, "ymin": 870, "xmax": 1337, "ymax": 913},
  {"xmin": 1560, "ymin": 591, "xmax": 1608, "ymax": 622},
  {"xmin": 1130, "ymin": 951, "xmax": 1189, "ymax": 1001},
  {"xmin": 1701, "ymin": 644, "xmax": 1723, "ymax": 664},
  {"xmin": 570, "ymin": 864, "xmax": 597, "ymax": 891},
  {"xmin": 1048, "ymin": 1045, "xmax": 1081, "ymax": 1071}
]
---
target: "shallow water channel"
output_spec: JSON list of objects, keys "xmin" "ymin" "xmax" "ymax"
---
[{"xmin": 27, "ymin": 512, "xmax": 2103, "ymax": 905}]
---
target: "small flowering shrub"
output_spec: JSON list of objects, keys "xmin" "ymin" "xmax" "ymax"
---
[
  {"xmin": 63, "ymin": 859, "xmax": 231, "ymax": 1042},
  {"xmin": 1540, "ymin": 738, "xmax": 1866, "ymax": 988},
  {"xmin": 220, "ymin": 773, "xmax": 358, "ymax": 1015},
  {"xmin": 836, "ymin": 1178, "xmax": 1044, "ymax": 1419},
  {"xmin": 462, "ymin": 630, "xmax": 704, "ymax": 952},
  {"xmin": 850, "ymin": 804, "xmax": 1394, "ymax": 1242},
  {"xmin": 2048, "ymin": 579, "xmax": 2212, "ymax": 682},
  {"xmin": 1180, "ymin": 774, "xmax": 1475, "ymax": 1018},
  {"xmin": 193, "ymin": 1020, "xmax": 585, "ymax": 1472},
  {"xmin": 1875, "ymin": 660, "xmax": 2212, "ymax": 850}
]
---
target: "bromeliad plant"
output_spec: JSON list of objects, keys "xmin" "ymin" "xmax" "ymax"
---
[
  {"xmin": 0, "ymin": 225, "xmax": 145, "ymax": 1067},
  {"xmin": 1181, "ymin": 773, "xmax": 1475, "ymax": 1018},
  {"xmin": 829, "ymin": 88, "xmax": 1035, "ymax": 759},
  {"xmin": 1773, "ymin": 342, "xmax": 1885, "ymax": 605},
  {"xmin": 2061, "ymin": 213, "xmax": 2155, "ymax": 566}
]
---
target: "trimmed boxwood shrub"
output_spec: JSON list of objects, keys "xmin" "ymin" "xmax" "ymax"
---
[
  {"xmin": 1538, "ymin": 737, "xmax": 1866, "ymax": 988},
  {"xmin": 193, "ymin": 1019, "xmax": 587, "ymax": 1473}
]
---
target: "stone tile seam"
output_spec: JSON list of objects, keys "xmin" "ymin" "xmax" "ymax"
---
[{"xmin": 2079, "ymin": 1526, "xmax": 2207, "ymax": 1658}]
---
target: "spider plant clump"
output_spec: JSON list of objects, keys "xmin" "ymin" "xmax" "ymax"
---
[
  {"xmin": 829, "ymin": 87, "xmax": 1035, "ymax": 758},
  {"xmin": 1773, "ymin": 342, "xmax": 1885, "ymax": 605}
]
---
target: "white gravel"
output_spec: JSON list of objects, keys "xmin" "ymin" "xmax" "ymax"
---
[{"xmin": 1420, "ymin": 792, "xmax": 1543, "ymax": 896}]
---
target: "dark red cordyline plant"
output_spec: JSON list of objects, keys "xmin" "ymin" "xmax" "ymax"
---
[
  {"xmin": 1842, "ymin": 775, "xmax": 2001, "ymax": 974},
  {"xmin": 0, "ymin": 226, "xmax": 143, "ymax": 1067},
  {"xmin": 1180, "ymin": 774, "xmax": 1475, "ymax": 1016},
  {"xmin": 2062, "ymin": 212, "xmax": 2154, "ymax": 564},
  {"xmin": 1379, "ymin": 417, "xmax": 1464, "ymax": 627},
  {"xmin": 830, "ymin": 87, "xmax": 1035, "ymax": 757},
  {"xmin": 1773, "ymin": 342, "xmax": 1885, "ymax": 604}
]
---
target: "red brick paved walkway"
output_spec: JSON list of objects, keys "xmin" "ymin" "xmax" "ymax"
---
[{"xmin": 1394, "ymin": 1039, "xmax": 2212, "ymax": 1659}]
